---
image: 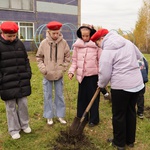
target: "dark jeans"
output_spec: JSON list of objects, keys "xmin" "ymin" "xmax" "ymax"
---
[
  {"xmin": 77, "ymin": 75, "xmax": 100, "ymax": 124},
  {"xmin": 111, "ymin": 89, "xmax": 141, "ymax": 147},
  {"xmin": 137, "ymin": 86, "xmax": 145, "ymax": 115}
]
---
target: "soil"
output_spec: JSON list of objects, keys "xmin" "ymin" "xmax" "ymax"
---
[
  {"xmin": 52, "ymin": 106, "xmax": 150, "ymax": 150},
  {"xmin": 52, "ymin": 130, "xmax": 99, "ymax": 150}
]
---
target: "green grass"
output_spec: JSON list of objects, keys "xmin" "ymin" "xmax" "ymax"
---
[{"xmin": 0, "ymin": 53, "xmax": 150, "ymax": 150}]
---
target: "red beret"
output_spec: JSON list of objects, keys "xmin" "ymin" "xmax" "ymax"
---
[
  {"xmin": 91, "ymin": 29, "xmax": 109, "ymax": 42},
  {"xmin": 1, "ymin": 21, "xmax": 19, "ymax": 33},
  {"xmin": 47, "ymin": 21, "xmax": 62, "ymax": 30}
]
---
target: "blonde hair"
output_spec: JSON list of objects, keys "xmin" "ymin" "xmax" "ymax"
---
[
  {"xmin": 80, "ymin": 27, "xmax": 90, "ymax": 32},
  {"xmin": 82, "ymin": 23, "xmax": 94, "ymax": 29}
]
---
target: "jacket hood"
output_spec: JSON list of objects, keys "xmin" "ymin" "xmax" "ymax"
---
[
  {"xmin": 45, "ymin": 30, "xmax": 63, "ymax": 44},
  {"xmin": 101, "ymin": 32, "xmax": 126, "ymax": 50},
  {"xmin": 73, "ymin": 38, "xmax": 97, "ymax": 48},
  {"xmin": 76, "ymin": 26, "xmax": 96, "ymax": 38}
]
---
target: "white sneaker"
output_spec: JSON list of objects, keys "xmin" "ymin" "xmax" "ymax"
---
[
  {"xmin": 23, "ymin": 126, "xmax": 31, "ymax": 133},
  {"xmin": 58, "ymin": 118, "xmax": 67, "ymax": 124},
  {"xmin": 12, "ymin": 133, "xmax": 20, "ymax": 140},
  {"xmin": 138, "ymin": 113, "xmax": 144, "ymax": 119},
  {"xmin": 47, "ymin": 119, "xmax": 53, "ymax": 125}
]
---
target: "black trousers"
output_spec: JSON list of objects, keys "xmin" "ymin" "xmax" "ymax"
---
[
  {"xmin": 137, "ymin": 86, "xmax": 145, "ymax": 114},
  {"xmin": 77, "ymin": 75, "xmax": 100, "ymax": 124},
  {"xmin": 111, "ymin": 89, "xmax": 141, "ymax": 147}
]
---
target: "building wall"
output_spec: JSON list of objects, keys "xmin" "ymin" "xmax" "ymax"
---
[
  {"xmin": 36, "ymin": 0, "xmax": 77, "ymax": 5},
  {"xmin": 0, "ymin": 10, "xmax": 35, "ymax": 22},
  {"xmin": 0, "ymin": 0, "xmax": 79, "ymax": 50}
]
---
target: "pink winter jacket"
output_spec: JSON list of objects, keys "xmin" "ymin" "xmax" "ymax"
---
[{"xmin": 68, "ymin": 38, "xmax": 102, "ymax": 83}]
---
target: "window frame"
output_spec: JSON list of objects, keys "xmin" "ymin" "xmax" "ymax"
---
[{"xmin": 18, "ymin": 22, "xmax": 34, "ymax": 41}]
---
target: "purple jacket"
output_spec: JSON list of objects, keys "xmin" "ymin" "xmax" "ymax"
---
[
  {"xmin": 98, "ymin": 31, "xmax": 143, "ymax": 89},
  {"xmin": 68, "ymin": 38, "xmax": 101, "ymax": 83}
]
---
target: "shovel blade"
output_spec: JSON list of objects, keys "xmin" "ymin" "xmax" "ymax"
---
[{"xmin": 69, "ymin": 117, "xmax": 88, "ymax": 136}]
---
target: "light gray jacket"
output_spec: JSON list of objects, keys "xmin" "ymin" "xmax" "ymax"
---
[{"xmin": 98, "ymin": 31, "xmax": 143, "ymax": 89}]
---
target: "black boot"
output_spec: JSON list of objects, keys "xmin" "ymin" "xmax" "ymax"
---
[{"xmin": 107, "ymin": 138, "xmax": 125, "ymax": 150}]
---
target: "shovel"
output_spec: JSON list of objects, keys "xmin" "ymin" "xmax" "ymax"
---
[{"xmin": 69, "ymin": 87, "xmax": 100, "ymax": 136}]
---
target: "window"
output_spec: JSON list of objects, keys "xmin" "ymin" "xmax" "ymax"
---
[
  {"xmin": 22, "ymin": 0, "xmax": 32, "ymax": 10},
  {"xmin": 11, "ymin": 0, "xmax": 21, "ymax": 9},
  {"xmin": 0, "ymin": 1, "xmax": 9, "ymax": 8},
  {"xmin": 0, "ymin": 0, "xmax": 33, "ymax": 11},
  {"xmin": 18, "ymin": 22, "xmax": 34, "ymax": 41}
]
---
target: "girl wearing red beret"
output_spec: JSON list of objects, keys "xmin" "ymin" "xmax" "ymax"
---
[
  {"xmin": 0, "ymin": 21, "xmax": 32, "ymax": 139},
  {"xmin": 91, "ymin": 29, "xmax": 144, "ymax": 149},
  {"xmin": 36, "ymin": 21, "xmax": 70, "ymax": 125},
  {"xmin": 68, "ymin": 24, "xmax": 111, "ymax": 127}
]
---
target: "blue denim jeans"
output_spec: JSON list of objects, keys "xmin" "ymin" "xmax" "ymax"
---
[{"xmin": 43, "ymin": 77, "xmax": 65, "ymax": 119}]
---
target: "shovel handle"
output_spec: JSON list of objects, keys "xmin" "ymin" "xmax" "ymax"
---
[{"xmin": 80, "ymin": 87, "xmax": 100, "ymax": 122}]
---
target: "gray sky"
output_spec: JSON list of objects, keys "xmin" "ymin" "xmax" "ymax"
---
[{"xmin": 81, "ymin": 0, "xmax": 143, "ymax": 31}]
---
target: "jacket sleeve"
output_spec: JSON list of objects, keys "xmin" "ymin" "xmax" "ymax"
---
[
  {"xmin": 98, "ymin": 51, "xmax": 113, "ymax": 88},
  {"xmin": 63, "ymin": 41, "xmax": 71, "ymax": 71},
  {"xmin": 97, "ymin": 47, "xmax": 102, "ymax": 68},
  {"xmin": 134, "ymin": 45, "xmax": 143, "ymax": 60},
  {"xmin": 144, "ymin": 58, "xmax": 149, "ymax": 75},
  {"xmin": 143, "ymin": 57, "xmax": 149, "ymax": 83},
  {"xmin": 68, "ymin": 47, "xmax": 78, "ymax": 74},
  {"xmin": 0, "ymin": 51, "xmax": 2, "ymax": 87},
  {"xmin": 0, "ymin": 72, "xmax": 2, "ymax": 90},
  {"xmin": 36, "ymin": 43, "xmax": 47, "ymax": 75},
  {"xmin": 25, "ymin": 56, "xmax": 32, "ymax": 79},
  {"xmin": 22, "ymin": 42, "xmax": 32, "ymax": 79}
]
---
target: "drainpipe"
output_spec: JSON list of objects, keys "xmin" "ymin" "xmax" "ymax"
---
[{"xmin": 78, "ymin": 0, "xmax": 81, "ymax": 27}]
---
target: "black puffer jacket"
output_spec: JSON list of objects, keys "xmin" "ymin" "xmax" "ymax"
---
[{"xmin": 0, "ymin": 34, "xmax": 32, "ymax": 101}]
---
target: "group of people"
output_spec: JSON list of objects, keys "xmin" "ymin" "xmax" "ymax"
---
[
  {"xmin": 0, "ymin": 21, "xmax": 148, "ymax": 150},
  {"xmin": 36, "ymin": 21, "xmax": 111, "ymax": 128}
]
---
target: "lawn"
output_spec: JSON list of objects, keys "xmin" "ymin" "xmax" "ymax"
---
[{"xmin": 0, "ymin": 52, "xmax": 150, "ymax": 150}]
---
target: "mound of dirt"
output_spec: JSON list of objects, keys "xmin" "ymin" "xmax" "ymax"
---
[{"xmin": 53, "ymin": 130, "xmax": 99, "ymax": 150}]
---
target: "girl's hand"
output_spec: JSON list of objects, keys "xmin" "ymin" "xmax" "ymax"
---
[{"xmin": 68, "ymin": 73, "xmax": 74, "ymax": 80}]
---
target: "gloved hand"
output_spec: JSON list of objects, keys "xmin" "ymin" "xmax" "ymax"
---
[{"xmin": 103, "ymin": 92, "xmax": 111, "ymax": 102}]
